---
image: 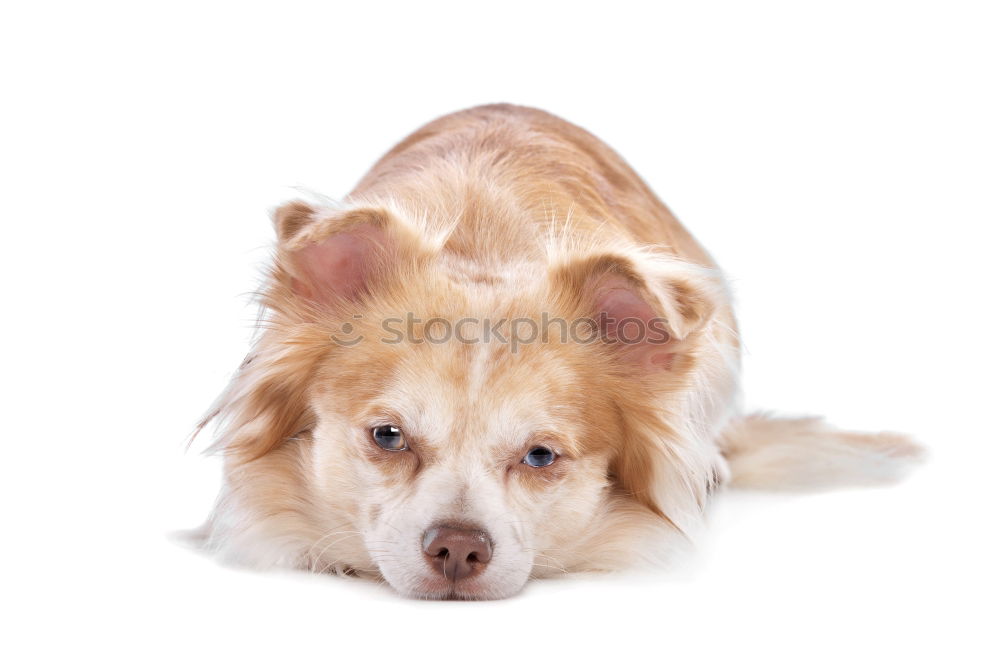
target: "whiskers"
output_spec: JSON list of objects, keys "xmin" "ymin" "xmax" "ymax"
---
[
  {"xmin": 307, "ymin": 528, "xmax": 363, "ymax": 574},
  {"xmin": 529, "ymin": 552, "xmax": 570, "ymax": 577}
]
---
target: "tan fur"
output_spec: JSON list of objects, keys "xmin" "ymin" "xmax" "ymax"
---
[{"xmin": 194, "ymin": 104, "xmax": 920, "ymax": 599}]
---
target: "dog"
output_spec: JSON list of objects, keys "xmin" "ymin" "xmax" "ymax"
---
[{"xmin": 193, "ymin": 104, "xmax": 922, "ymax": 599}]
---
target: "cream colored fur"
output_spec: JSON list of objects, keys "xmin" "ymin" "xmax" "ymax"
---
[{"xmin": 193, "ymin": 104, "xmax": 922, "ymax": 599}]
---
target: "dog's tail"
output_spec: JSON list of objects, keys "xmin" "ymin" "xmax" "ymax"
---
[{"xmin": 718, "ymin": 412, "xmax": 925, "ymax": 491}]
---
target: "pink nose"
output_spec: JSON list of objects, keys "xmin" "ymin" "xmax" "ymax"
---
[{"xmin": 421, "ymin": 525, "xmax": 493, "ymax": 582}]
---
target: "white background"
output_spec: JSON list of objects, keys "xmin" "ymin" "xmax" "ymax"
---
[{"xmin": 3, "ymin": 1, "xmax": 998, "ymax": 664}]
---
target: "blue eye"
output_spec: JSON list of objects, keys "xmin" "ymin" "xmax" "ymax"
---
[
  {"xmin": 523, "ymin": 446, "xmax": 557, "ymax": 467},
  {"xmin": 372, "ymin": 425, "xmax": 406, "ymax": 451}
]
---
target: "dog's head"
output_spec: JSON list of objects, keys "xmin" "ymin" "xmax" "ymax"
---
[{"xmin": 203, "ymin": 201, "xmax": 735, "ymax": 599}]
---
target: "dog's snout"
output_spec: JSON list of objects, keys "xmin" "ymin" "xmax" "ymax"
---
[{"xmin": 421, "ymin": 525, "xmax": 493, "ymax": 582}]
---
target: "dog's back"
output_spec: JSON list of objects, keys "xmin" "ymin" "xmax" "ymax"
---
[{"xmin": 354, "ymin": 104, "xmax": 718, "ymax": 266}]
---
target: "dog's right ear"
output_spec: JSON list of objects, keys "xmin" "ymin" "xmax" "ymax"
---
[{"xmin": 272, "ymin": 201, "xmax": 429, "ymax": 309}]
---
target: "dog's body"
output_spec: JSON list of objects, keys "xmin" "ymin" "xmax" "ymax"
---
[{"xmin": 197, "ymin": 104, "xmax": 921, "ymax": 599}]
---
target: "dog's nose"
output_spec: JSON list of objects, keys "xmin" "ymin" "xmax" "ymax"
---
[{"xmin": 421, "ymin": 524, "xmax": 493, "ymax": 582}]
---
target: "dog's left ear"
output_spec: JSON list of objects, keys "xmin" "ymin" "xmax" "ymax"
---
[
  {"xmin": 551, "ymin": 252, "xmax": 723, "ymax": 372},
  {"xmin": 552, "ymin": 250, "xmax": 728, "ymax": 531}
]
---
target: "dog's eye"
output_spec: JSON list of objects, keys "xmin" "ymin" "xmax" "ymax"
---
[
  {"xmin": 372, "ymin": 425, "xmax": 407, "ymax": 451},
  {"xmin": 523, "ymin": 446, "xmax": 557, "ymax": 467}
]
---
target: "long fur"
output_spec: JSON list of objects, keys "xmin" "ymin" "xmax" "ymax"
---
[
  {"xmin": 720, "ymin": 412, "xmax": 925, "ymax": 490},
  {"xmin": 192, "ymin": 104, "xmax": 922, "ymax": 599}
]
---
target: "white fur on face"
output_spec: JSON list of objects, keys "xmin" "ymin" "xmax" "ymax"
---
[
  {"xmin": 362, "ymin": 456, "xmax": 534, "ymax": 600},
  {"xmin": 308, "ymin": 344, "xmax": 610, "ymax": 599}
]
